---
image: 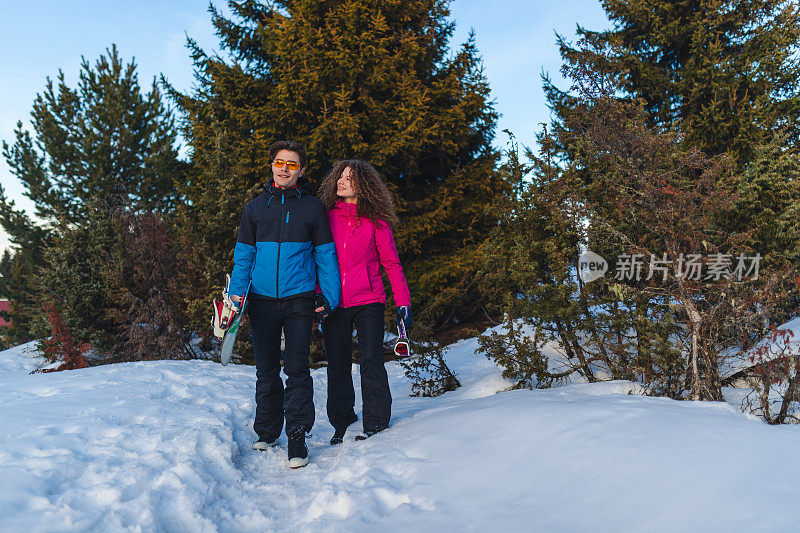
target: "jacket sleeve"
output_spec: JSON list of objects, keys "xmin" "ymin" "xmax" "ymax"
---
[
  {"xmin": 311, "ymin": 202, "xmax": 341, "ymax": 310},
  {"xmin": 374, "ymin": 220, "xmax": 411, "ymax": 307},
  {"xmin": 228, "ymin": 205, "xmax": 256, "ymax": 297}
]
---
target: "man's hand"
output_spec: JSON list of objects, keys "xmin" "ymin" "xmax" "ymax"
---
[
  {"xmin": 230, "ymin": 295, "xmax": 242, "ymax": 304},
  {"xmin": 315, "ymin": 294, "xmax": 331, "ymax": 322}
]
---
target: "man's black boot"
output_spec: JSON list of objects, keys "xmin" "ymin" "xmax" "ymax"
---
[
  {"xmin": 252, "ymin": 437, "xmax": 278, "ymax": 451},
  {"xmin": 287, "ymin": 426, "xmax": 309, "ymax": 468}
]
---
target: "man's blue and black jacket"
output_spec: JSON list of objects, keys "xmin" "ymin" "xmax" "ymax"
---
[{"xmin": 228, "ymin": 177, "xmax": 341, "ymax": 311}]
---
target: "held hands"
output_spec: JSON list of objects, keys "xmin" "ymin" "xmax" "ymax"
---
[
  {"xmin": 315, "ymin": 294, "xmax": 331, "ymax": 322},
  {"xmin": 396, "ymin": 306, "xmax": 412, "ymax": 331}
]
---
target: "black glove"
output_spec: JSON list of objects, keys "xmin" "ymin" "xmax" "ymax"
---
[
  {"xmin": 315, "ymin": 293, "xmax": 331, "ymax": 322},
  {"xmin": 396, "ymin": 306, "xmax": 412, "ymax": 332}
]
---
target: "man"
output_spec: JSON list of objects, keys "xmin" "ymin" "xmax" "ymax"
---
[{"xmin": 227, "ymin": 140, "xmax": 340, "ymax": 469}]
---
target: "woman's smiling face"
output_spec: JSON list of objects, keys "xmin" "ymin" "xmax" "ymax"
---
[{"xmin": 337, "ymin": 166, "xmax": 357, "ymax": 202}]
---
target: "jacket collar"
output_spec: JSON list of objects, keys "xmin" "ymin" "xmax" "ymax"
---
[
  {"xmin": 333, "ymin": 200, "xmax": 359, "ymax": 218},
  {"xmin": 264, "ymin": 177, "xmax": 310, "ymax": 202}
]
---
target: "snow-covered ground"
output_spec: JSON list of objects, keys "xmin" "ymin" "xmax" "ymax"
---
[
  {"xmin": 2, "ymin": 336, "xmax": 800, "ymax": 532},
  {"xmin": 721, "ymin": 316, "xmax": 800, "ymax": 379}
]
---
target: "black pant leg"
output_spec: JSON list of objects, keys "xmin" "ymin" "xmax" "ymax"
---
[
  {"xmin": 323, "ymin": 307, "xmax": 358, "ymax": 430},
  {"xmin": 248, "ymin": 299, "xmax": 284, "ymax": 440},
  {"xmin": 281, "ymin": 294, "xmax": 315, "ymax": 434},
  {"xmin": 354, "ymin": 303, "xmax": 391, "ymax": 433}
]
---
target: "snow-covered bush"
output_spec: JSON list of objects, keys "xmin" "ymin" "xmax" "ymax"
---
[
  {"xmin": 476, "ymin": 318, "xmax": 568, "ymax": 389},
  {"xmin": 739, "ymin": 325, "xmax": 800, "ymax": 424},
  {"xmin": 399, "ymin": 326, "xmax": 460, "ymax": 397}
]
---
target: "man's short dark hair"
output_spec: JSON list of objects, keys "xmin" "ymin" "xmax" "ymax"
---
[{"xmin": 269, "ymin": 140, "xmax": 307, "ymax": 168}]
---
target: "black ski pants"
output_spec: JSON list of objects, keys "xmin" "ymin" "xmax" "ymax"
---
[
  {"xmin": 248, "ymin": 294, "xmax": 315, "ymax": 440},
  {"xmin": 323, "ymin": 302, "xmax": 391, "ymax": 434}
]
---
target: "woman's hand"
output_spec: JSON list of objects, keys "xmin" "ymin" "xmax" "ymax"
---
[{"xmin": 396, "ymin": 306, "xmax": 412, "ymax": 331}]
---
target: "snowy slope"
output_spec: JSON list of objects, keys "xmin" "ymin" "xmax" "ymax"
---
[
  {"xmin": 2, "ymin": 337, "xmax": 800, "ymax": 532},
  {"xmin": 0, "ymin": 341, "xmax": 53, "ymax": 373}
]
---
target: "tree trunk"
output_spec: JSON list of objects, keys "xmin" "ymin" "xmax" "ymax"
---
[
  {"xmin": 563, "ymin": 319, "xmax": 596, "ymax": 382},
  {"xmin": 690, "ymin": 321, "xmax": 702, "ymax": 400},
  {"xmin": 678, "ymin": 284, "xmax": 703, "ymax": 400},
  {"xmin": 577, "ymin": 274, "xmax": 614, "ymax": 375},
  {"xmin": 701, "ymin": 336, "xmax": 724, "ymax": 401},
  {"xmin": 774, "ymin": 368, "xmax": 800, "ymax": 424}
]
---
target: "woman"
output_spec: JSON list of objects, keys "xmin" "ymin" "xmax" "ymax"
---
[{"xmin": 317, "ymin": 160, "xmax": 412, "ymax": 445}]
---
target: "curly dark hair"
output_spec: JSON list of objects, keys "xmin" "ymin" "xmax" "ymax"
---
[{"xmin": 318, "ymin": 160, "xmax": 399, "ymax": 227}]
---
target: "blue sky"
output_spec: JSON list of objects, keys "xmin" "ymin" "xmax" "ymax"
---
[{"xmin": 0, "ymin": 0, "xmax": 609, "ymax": 253}]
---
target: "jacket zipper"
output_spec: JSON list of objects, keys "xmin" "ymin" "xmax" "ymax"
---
[
  {"xmin": 341, "ymin": 214, "xmax": 357, "ymax": 305},
  {"xmin": 276, "ymin": 195, "xmax": 285, "ymax": 297}
]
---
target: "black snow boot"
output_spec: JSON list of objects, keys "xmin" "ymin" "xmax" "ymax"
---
[
  {"xmin": 330, "ymin": 426, "xmax": 348, "ymax": 445},
  {"xmin": 252, "ymin": 437, "xmax": 278, "ymax": 451},
  {"xmin": 356, "ymin": 423, "xmax": 388, "ymax": 441},
  {"xmin": 287, "ymin": 426, "xmax": 309, "ymax": 468},
  {"xmin": 355, "ymin": 430, "xmax": 378, "ymax": 441}
]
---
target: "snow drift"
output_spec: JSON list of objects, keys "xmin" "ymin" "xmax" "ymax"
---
[{"xmin": 1, "ymin": 336, "xmax": 800, "ymax": 531}]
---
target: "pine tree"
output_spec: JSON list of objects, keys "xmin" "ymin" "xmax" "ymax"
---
[
  {"xmin": 477, "ymin": 130, "xmax": 688, "ymax": 393},
  {"xmin": 549, "ymin": 0, "xmax": 800, "ymax": 167},
  {"xmin": 546, "ymin": 3, "xmax": 800, "ymax": 263},
  {"xmin": 731, "ymin": 133, "xmax": 800, "ymax": 269},
  {"xmin": 483, "ymin": 29, "xmax": 800, "ymax": 400},
  {"xmin": 169, "ymin": 0, "xmax": 502, "ymax": 332},
  {"xmin": 0, "ymin": 46, "xmax": 185, "ymax": 353},
  {"xmin": 34, "ymin": 199, "xmax": 121, "ymax": 351},
  {"xmin": 477, "ymin": 134, "xmax": 599, "ymax": 386},
  {"xmin": 1, "ymin": 44, "xmax": 183, "ymax": 225},
  {"xmin": 537, "ymin": 1, "xmax": 800, "ymax": 388},
  {"xmin": 0, "ymin": 185, "xmax": 50, "ymax": 345}
]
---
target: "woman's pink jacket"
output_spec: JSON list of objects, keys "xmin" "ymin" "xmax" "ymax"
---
[{"xmin": 326, "ymin": 201, "xmax": 411, "ymax": 309}]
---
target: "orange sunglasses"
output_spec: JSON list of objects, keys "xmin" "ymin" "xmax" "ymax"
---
[{"xmin": 273, "ymin": 159, "xmax": 301, "ymax": 170}]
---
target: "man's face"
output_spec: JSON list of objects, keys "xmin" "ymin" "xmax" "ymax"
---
[{"xmin": 272, "ymin": 149, "xmax": 304, "ymax": 189}]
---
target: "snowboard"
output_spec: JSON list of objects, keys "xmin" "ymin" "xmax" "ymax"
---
[
  {"xmin": 220, "ymin": 297, "xmax": 247, "ymax": 366},
  {"xmin": 212, "ymin": 275, "xmax": 251, "ymax": 366}
]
